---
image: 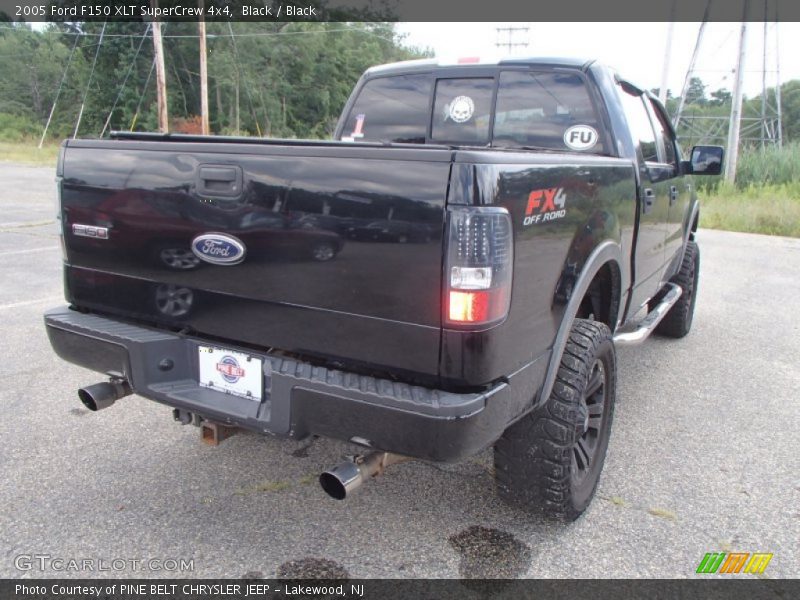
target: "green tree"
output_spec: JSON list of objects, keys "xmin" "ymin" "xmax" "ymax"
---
[
  {"xmin": 684, "ymin": 77, "xmax": 707, "ymax": 106},
  {"xmin": 0, "ymin": 21, "xmax": 429, "ymax": 141},
  {"xmin": 709, "ymin": 88, "xmax": 731, "ymax": 107},
  {"xmin": 0, "ymin": 23, "xmax": 89, "ymax": 139},
  {"xmin": 741, "ymin": 79, "xmax": 800, "ymax": 144}
]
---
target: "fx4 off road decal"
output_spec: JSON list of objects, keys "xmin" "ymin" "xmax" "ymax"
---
[{"xmin": 524, "ymin": 187, "xmax": 566, "ymax": 226}]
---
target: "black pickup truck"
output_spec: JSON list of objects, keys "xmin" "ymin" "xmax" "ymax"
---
[{"xmin": 44, "ymin": 57, "xmax": 723, "ymax": 520}]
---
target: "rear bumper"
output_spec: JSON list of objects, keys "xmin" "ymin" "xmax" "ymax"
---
[{"xmin": 44, "ymin": 306, "xmax": 545, "ymax": 462}]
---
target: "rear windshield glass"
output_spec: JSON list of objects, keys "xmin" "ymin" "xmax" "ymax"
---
[
  {"xmin": 431, "ymin": 78, "xmax": 494, "ymax": 145},
  {"xmin": 493, "ymin": 71, "xmax": 606, "ymax": 154},
  {"xmin": 340, "ymin": 74, "xmax": 431, "ymax": 144},
  {"xmin": 340, "ymin": 69, "xmax": 605, "ymax": 153}
]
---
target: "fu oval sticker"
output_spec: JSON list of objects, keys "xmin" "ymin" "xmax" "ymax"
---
[
  {"xmin": 191, "ymin": 233, "xmax": 246, "ymax": 265},
  {"xmin": 564, "ymin": 125, "xmax": 598, "ymax": 151}
]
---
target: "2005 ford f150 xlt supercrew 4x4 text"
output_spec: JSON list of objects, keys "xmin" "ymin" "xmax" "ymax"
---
[{"xmin": 44, "ymin": 57, "xmax": 723, "ymax": 520}]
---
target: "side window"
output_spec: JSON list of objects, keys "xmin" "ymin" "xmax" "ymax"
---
[
  {"xmin": 431, "ymin": 78, "xmax": 494, "ymax": 145},
  {"xmin": 647, "ymin": 98, "xmax": 678, "ymax": 167},
  {"xmin": 493, "ymin": 70, "xmax": 606, "ymax": 154},
  {"xmin": 340, "ymin": 74, "xmax": 431, "ymax": 144},
  {"xmin": 618, "ymin": 89, "xmax": 659, "ymax": 163}
]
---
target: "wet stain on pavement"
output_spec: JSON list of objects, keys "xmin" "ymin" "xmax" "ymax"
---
[
  {"xmin": 448, "ymin": 525, "xmax": 532, "ymax": 579},
  {"xmin": 69, "ymin": 408, "xmax": 89, "ymax": 417},
  {"xmin": 242, "ymin": 571, "xmax": 264, "ymax": 579},
  {"xmin": 290, "ymin": 436, "xmax": 319, "ymax": 458},
  {"xmin": 277, "ymin": 557, "xmax": 349, "ymax": 579}
]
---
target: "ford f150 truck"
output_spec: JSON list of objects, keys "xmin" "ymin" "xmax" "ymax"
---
[{"xmin": 44, "ymin": 57, "xmax": 723, "ymax": 520}]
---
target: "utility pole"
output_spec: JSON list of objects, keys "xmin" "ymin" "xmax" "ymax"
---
[
  {"xmin": 495, "ymin": 25, "xmax": 530, "ymax": 55},
  {"xmin": 673, "ymin": 1, "xmax": 710, "ymax": 128},
  {"xmin": 659, "ymin": 1, "xmax": 677, "ymax": 105},
  {"xmin": 774, "ymin": 20, "xmax": 783, "ymax": 148},
  {"xmin": 198, "ymin": 11, "xmax": 209, "ymax": 135},
  {"xmin": 724, "ymin": 20, "xmax": 748, "ymax": 183},
  {"xmin": 151, "ymin": 4, "xmax": 169, "ymax": 133},
  {"xmin": 760, "ymin": 17, "xmax": 768, "ymax": 144},
  {"xmin": 659, "ymin": 21, "xmax": 675, "ymax": 105}
]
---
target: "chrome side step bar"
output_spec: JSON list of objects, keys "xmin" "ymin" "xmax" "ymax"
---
[{"xmin": 613, "ymin": 283, "xmax": 683, "ymax": 346}]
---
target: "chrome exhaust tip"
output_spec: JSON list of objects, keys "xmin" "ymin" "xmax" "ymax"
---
[
  {"xmin": 319, "ymin": 461, "xmax": 363, "ymax": 500},
  {"xmin": 77, "ymin": 379, "xmax": 132, "ymax": 411},
  {"xmin": 319, "ymin": 451, "xmax": 411, "ymax": 500}
]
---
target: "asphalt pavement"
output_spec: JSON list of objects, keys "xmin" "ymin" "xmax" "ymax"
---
[{"xmin": 0, "ymin": 162, "xmax": 797, "ymax": 579}]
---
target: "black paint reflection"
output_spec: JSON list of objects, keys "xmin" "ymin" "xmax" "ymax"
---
[{"xmin": 61, "ymin": 146, "xmax": 450, "ymax": 371}]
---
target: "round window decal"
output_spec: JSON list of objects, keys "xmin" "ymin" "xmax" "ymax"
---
[
  {"xmin": 564, "ymin": 125, "xmax": 599, "ymax": 151},
  {"xmin": 448, "ymin": 96, "xmax": 475, "ymax": 123}
]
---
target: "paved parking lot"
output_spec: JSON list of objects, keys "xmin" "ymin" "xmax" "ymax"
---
[{"xmin": 0, "ymin": 162, "xmax": 798, "ymax": 579}]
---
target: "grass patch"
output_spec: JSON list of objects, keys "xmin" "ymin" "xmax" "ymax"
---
[
  {"xmin": 0, "ymin": 140, "xmax": 61, "ymax": 166},
  {"xmin": 298, "ymin": 474, "xmax": 317, "ymax": 485},
  {"xmin": 235, "ymin": 480, "xmax": 291, "ymax": 495},
  {"xmin": 736, "ymin": 142, "xmax": 800, "ymax": 188},
  {"xmin": 699, "ymin": 182, "xmax": 800, "ymax": 238},
  {"xmin": 647, "ymin": 507, "xmax": 677, "ymax": 521}
]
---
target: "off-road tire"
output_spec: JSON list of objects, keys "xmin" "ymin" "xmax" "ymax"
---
[
  {"xmin": 494, "ymin": 319, "xmax": 616, "ymax": 521},
  {"xmin": 656, "ymin": 240, "xmax": 699, "ymax": 338}
]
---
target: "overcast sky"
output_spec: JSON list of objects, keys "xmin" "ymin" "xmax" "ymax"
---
[{"xmin": 396, "ymin": 22, "xmax": 797, "ymax": 99}]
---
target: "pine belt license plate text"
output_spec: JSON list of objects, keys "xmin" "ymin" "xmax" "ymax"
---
[{"xmin": 198, "ymin": 345, "xmax": 263, "ymax": 400}]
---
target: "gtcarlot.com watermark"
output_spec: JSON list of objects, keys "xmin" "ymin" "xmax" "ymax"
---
[{"xmin": 14, "ymin": 554, "xmax": 194, "ymax": 572}]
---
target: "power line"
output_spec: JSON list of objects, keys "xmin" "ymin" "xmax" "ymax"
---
[
  {"xmin": 227, "ymin": 21, "xmax": 261, "ymax": 136},
  {"xmin": 129, "ymin": 56, "xmax": 157, "ymax": 131},
  {"xmin": 100, "ymin": 24, "xmax": 151, "ymax": 137},
  {"xmin": 73, "ymin": 21, "xmax": 107, "ymax": 139},
  {"xmin": 39, "ymin": 31, "xmax": 81, "ymax": 147},
  {"xmin": 0, "ymin": 25, "xmax": 395, "ymax": 42}
]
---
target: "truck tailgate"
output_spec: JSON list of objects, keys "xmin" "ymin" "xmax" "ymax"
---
[{"xmin": 60, "ymin": 140, "xmax": 452, "ymax": 379}]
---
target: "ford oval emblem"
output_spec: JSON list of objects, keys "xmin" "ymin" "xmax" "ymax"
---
[{"xmin": 191, "ymin": 233, "xmax": 246, "ymax": 265}]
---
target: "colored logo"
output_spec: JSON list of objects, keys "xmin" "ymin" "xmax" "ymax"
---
[
  {"xmin": 191, "ymin": 233, "xmax": 246, "ymax": 265},
  {"xmin": 564, "ymin": 125, "xmax": 598, "ymax": 151},
  {"xmin": 523, "ymin": 187, "xmax": 567, "ymax": 226},
  {"xmin": 216, "ymin": 355, "xmax": 245, "ymax": 383},
  {"xmin": 696, "ymin": 552, "xmax": 773, "ymax": 574}
]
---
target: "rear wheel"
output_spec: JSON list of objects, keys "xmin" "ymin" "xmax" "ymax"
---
[
  {"xmin": 494, "ymin": 319, "xmax": 616, "ymax": 521},
  {"xmin": 154, "ymin": 245, "xmax": 201, "ymax": 271},
  {"xmin": 656, "ymin": 240, "xmax": 699, "ymax": 338},
  {"xmin": 310, "ymin": 241, "xmax": 337, "ymax": 262},
  {"xmin": 154, "ymin": 284, "xmax": 195, "ymax": 318}
]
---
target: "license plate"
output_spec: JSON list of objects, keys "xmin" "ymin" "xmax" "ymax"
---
[{"xmin": 198, "ymin": 345, "xmax": 263, "ymax": 401}]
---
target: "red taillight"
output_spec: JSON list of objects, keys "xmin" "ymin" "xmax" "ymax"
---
[
  {"xmin": 457, "ymin": 56, "xmax": 481, "ymax": 64},
  {"xmin": 444, "ymin": 207, "xmax": 513, "ymax": 328},
  {"xmin": 448, "ymin": 290, "xmax": 489, "ymax": 323}
]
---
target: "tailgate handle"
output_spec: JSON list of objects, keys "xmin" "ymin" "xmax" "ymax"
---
[{"xmin": 197, "ymin": 165, "xmax": 243, "ymax": 198}]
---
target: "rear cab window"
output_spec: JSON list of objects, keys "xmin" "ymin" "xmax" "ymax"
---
[
  {"xmin": 339, "ymin": 74, "xmax": 431, "ymax": 143},
  {"xmin": 340, "ymin": 67, "xmax": 608, "ymax": 155},
  {"xmin": 431, "ymin": 78, "xmax": 494, "ymax": 145},
  {"xmin": 493, "ymin": 71, "xmax": 606, "ymax": 154}
]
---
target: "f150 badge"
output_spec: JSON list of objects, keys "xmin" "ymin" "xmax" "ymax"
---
[
  {"xmin": 524, "ymin": 187, "xmax": 567, "ymax": 226},
  {"xmin": 72, "ymin": 224, "xmax": 109, "ymax": 239},
  {"xmin": 191, "ymin": 233, "xmax": 246, "ymax": 265}
]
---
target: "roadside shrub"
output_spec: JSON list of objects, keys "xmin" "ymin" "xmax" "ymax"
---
[{"xmin": 0, "ymin": 112, "xmax": 40, "ymax": 142}]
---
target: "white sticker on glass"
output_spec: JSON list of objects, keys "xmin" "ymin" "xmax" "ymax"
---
[
  {"xmin": 563, "ymin": 125, "xmax": 599, "ymax": 150},
  {"xmin": 448, "ymin": 96, "xmax": 475, "ymax": 123}
]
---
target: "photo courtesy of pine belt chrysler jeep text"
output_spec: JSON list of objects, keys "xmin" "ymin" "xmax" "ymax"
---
[{"xmin": 44, "ymin": 57, "xmax": 723, "ymax": 520}]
